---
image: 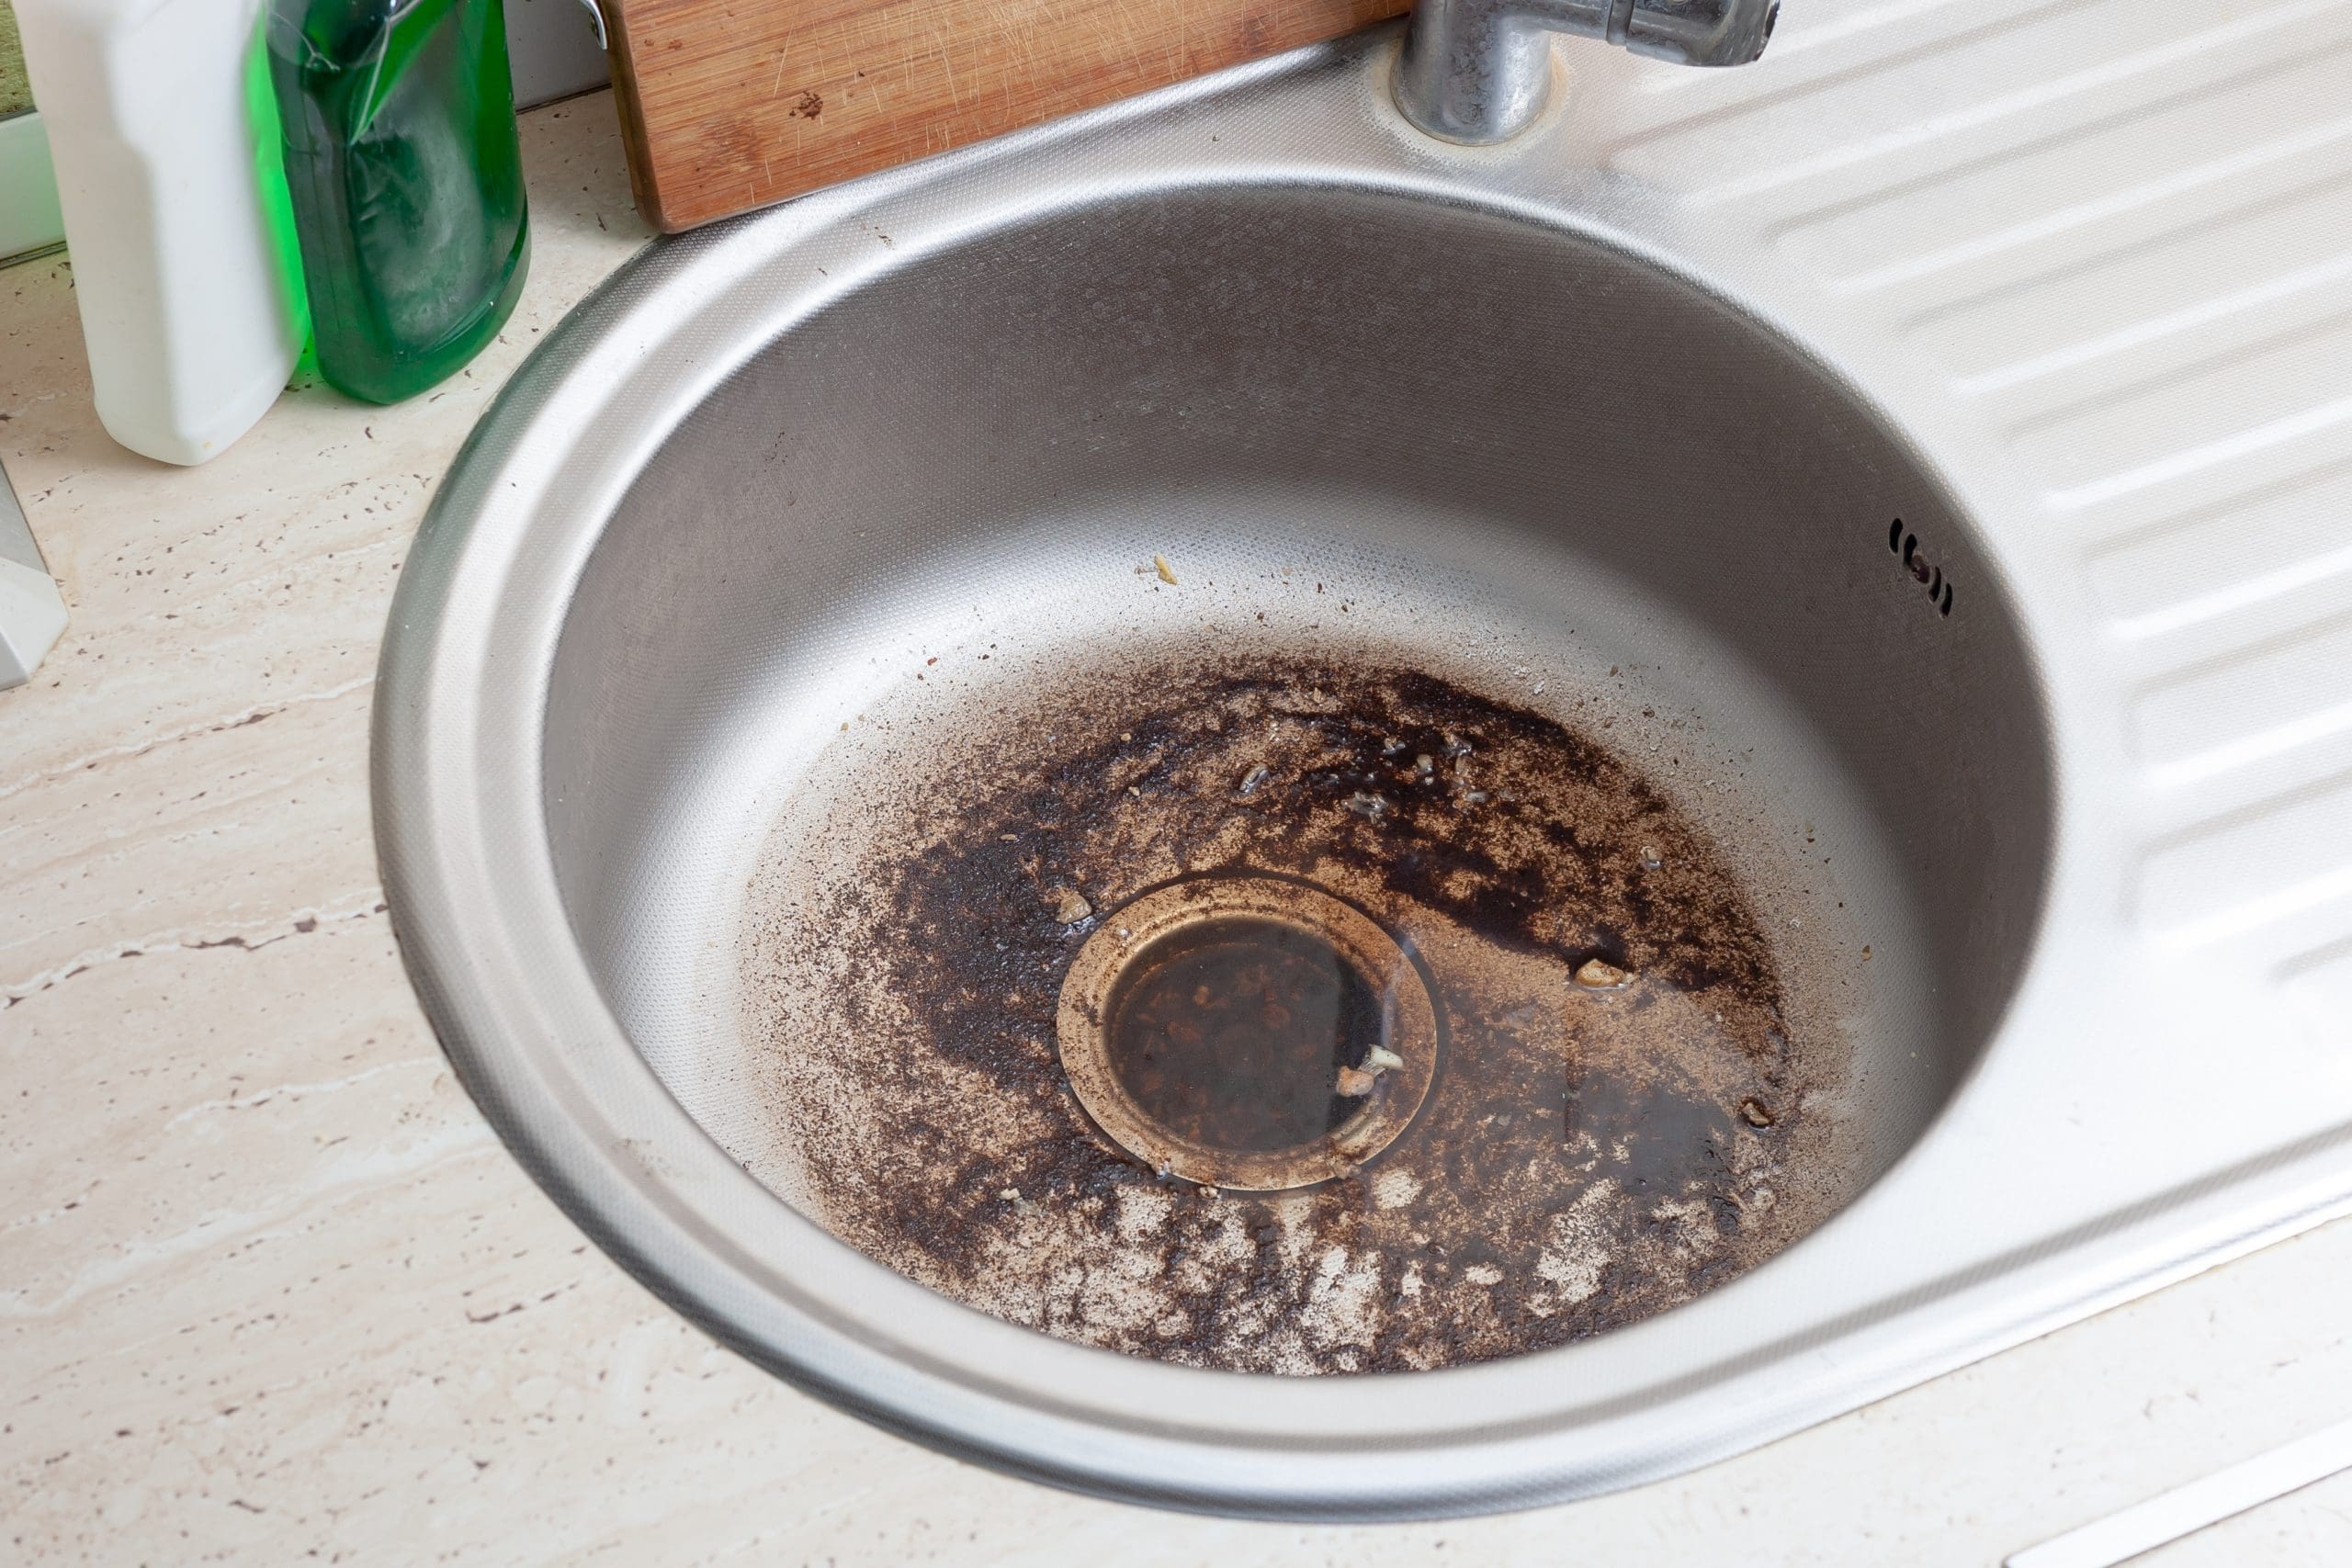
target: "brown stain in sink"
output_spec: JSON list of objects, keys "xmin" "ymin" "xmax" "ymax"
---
[{"xmin": 740, "ymin": 658, "xmax": 1844, "ymax": 1373}]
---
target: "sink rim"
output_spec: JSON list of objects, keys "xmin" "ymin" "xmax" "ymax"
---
[
  {"xmin": 374, "ymin": 26, "xmax": 2352, "ymax": 1519},
  {"xmin": 374, "ymin": 33, "xmax": 2051, "ymax": 1516}
]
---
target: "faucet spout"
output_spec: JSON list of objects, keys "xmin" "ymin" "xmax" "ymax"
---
[{"xmin": 1393, "ymin": 0, "xmax": 1780, "ymax": 144}]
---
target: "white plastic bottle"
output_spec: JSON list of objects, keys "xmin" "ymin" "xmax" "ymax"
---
[{"xmin": 15, "ymin": 0, "xmax": 308, "ymax": 466}]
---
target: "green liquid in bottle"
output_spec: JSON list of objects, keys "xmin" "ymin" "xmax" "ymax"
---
[{"xmin": 268, "ymin": 0, "xmax": 528, "ymax": 405}]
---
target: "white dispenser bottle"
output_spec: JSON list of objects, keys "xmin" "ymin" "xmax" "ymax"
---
[{"xmin": 14, "ymin": 0, "xmax": 308, "ymax": 466}]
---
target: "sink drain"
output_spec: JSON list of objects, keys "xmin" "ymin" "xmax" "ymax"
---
[{"xmin": 1057, "ymin": 876, "xmax": 1438, "ymax": 1191}]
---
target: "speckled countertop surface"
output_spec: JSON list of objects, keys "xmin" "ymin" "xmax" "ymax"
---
[{"xmin": 5, "ymin": 91, "xmax": 2352, "ymax": 1568}]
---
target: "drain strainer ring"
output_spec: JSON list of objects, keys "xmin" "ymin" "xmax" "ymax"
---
[{"xmin": 1057, "ymin": 875, "xmax": 1439, "ymax": 1190}]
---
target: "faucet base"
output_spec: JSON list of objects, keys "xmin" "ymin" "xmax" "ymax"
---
[{"xmin": 1392, "ymin": 0, "xmax": 1778, "ymax": 145}]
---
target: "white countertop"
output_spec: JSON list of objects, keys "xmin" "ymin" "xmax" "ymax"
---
[{"xmin": 6, "ymin": 86, "xmax": 2352, "ymax": 1568}]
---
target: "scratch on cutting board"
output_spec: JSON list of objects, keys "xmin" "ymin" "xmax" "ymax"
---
[
  {"xmin": 935, "ymin": 22, "xmax": 966, "ymax": 114},
  {"xmin": 768, "ymin": 34, "xmax": 793, "ymax": 98},
  {"xmin": 1108, "ymin": 0, "xmax": 1147, "ymax": 73}
]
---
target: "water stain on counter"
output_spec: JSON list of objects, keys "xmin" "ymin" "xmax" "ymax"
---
[{"xmin": 739, "ymin": 657, "xmax": 1849, "ymax": 1373}]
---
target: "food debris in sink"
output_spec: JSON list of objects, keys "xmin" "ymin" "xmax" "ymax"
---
[{"xmin": 740, "ymin": 658, "xmax": 1850, "ymax": 1373}]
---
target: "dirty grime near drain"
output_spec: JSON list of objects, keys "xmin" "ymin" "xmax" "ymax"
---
[{"xmin": 741, "ymin": 656, "xmax": 1842, "ymax": 1374}]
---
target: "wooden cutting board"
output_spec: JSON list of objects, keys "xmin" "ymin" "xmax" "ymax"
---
[{"xmin": 604, "ymin": 0, "xmax": 1410, "ymax": 232}]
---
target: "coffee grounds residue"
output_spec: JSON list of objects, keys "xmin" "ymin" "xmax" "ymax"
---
[{"xmin": 740, "ymin": 659, "xmax": 1838, "ymax": 1373}]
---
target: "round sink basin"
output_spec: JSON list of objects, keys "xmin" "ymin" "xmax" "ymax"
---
[{"xmin": 377, "ymin": 119, "xmax": 2051, "ymax": 1511}]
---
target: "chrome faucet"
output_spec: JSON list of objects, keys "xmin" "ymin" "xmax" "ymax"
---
[{"xmin": 1394, "ymin": 0, "xmax": 1781, "ymax": 143}]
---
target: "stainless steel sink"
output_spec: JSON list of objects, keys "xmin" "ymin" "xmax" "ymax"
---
[{"xmin": 375, "ymin": 18, "xmax": 2352, "ymax": 1519}]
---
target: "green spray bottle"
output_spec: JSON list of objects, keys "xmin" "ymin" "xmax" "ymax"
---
[{"xmin": 267, "ymin": 0, "xmax": 528, "ymax": 404}]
